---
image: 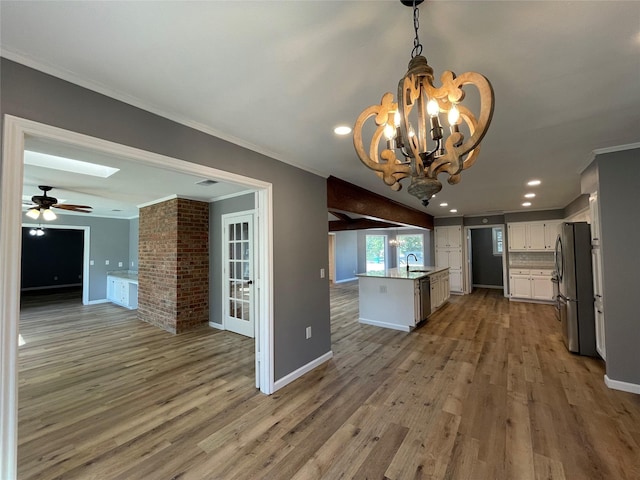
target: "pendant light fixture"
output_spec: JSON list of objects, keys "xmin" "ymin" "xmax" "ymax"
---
[{"xmin": 353, "ymin": 0, "xmax": 495, "ymax": 207}]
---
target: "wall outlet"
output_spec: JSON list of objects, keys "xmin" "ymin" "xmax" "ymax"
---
[
  {"xmin": 90, "ymin": 260, "xmax": 94, "ymax": 266},
  {"xmin": 105, "ymin": 260, "xmax": 110, "ymax": 265},
  {"xmin": 305, "ymin": 326, "xmax": 312, "ymax": 339},
  {"xmin": 320, "ymin": 268, "xmax": 325, "ymax": 279},
  {"xmin": 118, "ymin": 262, "xmax": 123, "ymax": 267},
  {"xmin": 131, "ymin": 261, "xmax": 135, "ymax": 267}
]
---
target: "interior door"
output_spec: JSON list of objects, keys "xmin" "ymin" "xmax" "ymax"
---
[{"xmin": 223, "ymin": 213, "xmax": 255, "ymax": 338}]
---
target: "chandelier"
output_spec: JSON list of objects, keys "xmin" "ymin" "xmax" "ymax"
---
[{"xmin": 353, "ymin": 0, "xmax": 494, "ymax": 207}]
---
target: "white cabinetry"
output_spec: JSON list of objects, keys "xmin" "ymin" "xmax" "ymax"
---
[
  {"xmin": 508, "ymin": 221, "xmax": 561, "ymax": 251},
  {"xmin": 430, "ymin": 270, "xmax": 451, "ymax": 313},
  {"xmin": 107, "ymin": 274, "xmax": 138, "ymax": 309},
  {"xmin": 509, "ymin": 268, "xmax": 554, "ymax": 302},
  {"xmin": 435, "ymin": 226, "xmax": 463, "ymax": 294}
]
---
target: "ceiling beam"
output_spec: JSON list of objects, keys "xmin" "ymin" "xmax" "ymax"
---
[
  {"xmin": 329, "ymin": 217, "xmax": 399, "ymax": 232},
  {"xmin": 327, "ymin": 176, "xmax": 433, "ymax": 230}
]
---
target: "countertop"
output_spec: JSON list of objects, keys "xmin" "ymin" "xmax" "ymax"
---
[
  {"xmin": 107, "ymin": 271, "xmax": 139, "ymax": 283},
  {"xmin": 356, "ymin": 266, "xmax": 448, "ymax": 280}
]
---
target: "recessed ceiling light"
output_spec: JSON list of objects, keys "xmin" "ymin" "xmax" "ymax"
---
[
  {"xmin": 524, "ymin": 193, "xmax": 536, "ymax": 198},
  {"xmin": 450, "ymin": 209, "xmax": 458, "ymax": 213},
  {"xmin": 440, "ymin": 202, "xmax": 448, "ymax": 207},
  {"xmin": 527, "ymin": 179, "xmax": 541, "ymax": 186},
  {"xmin": 24, "ymin": 150, "xmax": 119, "ymax": 178},
  {"xmin": 431, "ymin": 194, "xmax": 436, "ymax": 198},
  {"xmin": 334, "ymin": 125, "xmax": 352, "ymax": 135},
  {"xmin": 522, "ymin": 202, "xmax": 532, "ymax": 207}
]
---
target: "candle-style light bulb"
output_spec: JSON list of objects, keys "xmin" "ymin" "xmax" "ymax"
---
[
  {"xmin": 384, "ymin": 123, "xmax": 396, "ymax": 141},
  {"xmin": 448, "ymin": 105, "xmax": 460, "ymax": 126},
  {"xmin": 426, "ymin": 99, "xmax": 439, "ymax": 117},
  {"xmin": 394, "ymin": 111, "xmax": 401, "ymax": 127}
]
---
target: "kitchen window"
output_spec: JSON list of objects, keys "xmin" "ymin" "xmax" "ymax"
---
[
  {"xmin": 492, "ymin": 227, "xmax": 504, "ymax": 255},
  {"xmin": 396, "ymin": 234, "xmax": 424, "ymax": 266},
  {"xmin": 365, "ymin": 235, "xmax": 387, "ymax": 272}
]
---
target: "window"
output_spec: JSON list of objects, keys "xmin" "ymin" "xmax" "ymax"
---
[
  {"xmin": 365, "ymin": 235, "xmax": 387, "ymax": 272},
  {"xmin": 396, "ymin": 234, "xmax": 424, "ymax": 266},
  {"xmin": 492, "ymin": 227, "xmax": 504, "ymax": 255}
]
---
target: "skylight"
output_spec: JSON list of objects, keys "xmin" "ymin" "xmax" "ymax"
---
[{"xmin": 24, "ymin": 150, "xmax": 119, "ymax": 178}]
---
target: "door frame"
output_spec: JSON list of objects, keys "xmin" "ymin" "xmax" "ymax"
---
[
  {"xmin": 463, "ymin": 224, "xmax": 508, "ymax": 297},
  {"xmin": 0, "ymin": 115, "xmax": 275, "ymax": 477}
]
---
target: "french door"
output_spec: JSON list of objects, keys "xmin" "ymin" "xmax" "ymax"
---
[{"xmin": 223, "ymin": 213, "xmax": 255, "ymax": 338}]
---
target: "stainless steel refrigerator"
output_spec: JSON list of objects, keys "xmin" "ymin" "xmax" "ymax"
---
[{"xmin": 553, "ymin": 222, "xmax": 597, "ymax": 356}]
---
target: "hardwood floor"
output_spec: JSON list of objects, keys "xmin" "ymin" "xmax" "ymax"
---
[{"xmin": 17, "ymin": 284, "xmax": 640, "ymax": 479}]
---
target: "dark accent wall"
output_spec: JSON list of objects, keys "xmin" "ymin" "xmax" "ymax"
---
[
  {"xmin": 2, "ymin": 58, "xmax": 330, "ymax": 382},
  {"xmin": 21, "ymin": 227, "xmax": 83, "ymax": 289},
  {"xmin": 586, "ymin": 149, "xmax": 639, "ymax": 386},
  {"xmin": 470, "ymin": 228, "xmax": 503, "ymax": 287},
  {"xmin": 209, "ymin": 193, "xmax": 255, "ymax": 325}
]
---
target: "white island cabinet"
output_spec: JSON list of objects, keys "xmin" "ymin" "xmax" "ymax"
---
[
  {"xmin": 356, "ymin": 267, "xmax": 450, "ymax": 332},
  {"xmin": 107, "ymin": 272, "xmax": 138, "ymax": 309}
]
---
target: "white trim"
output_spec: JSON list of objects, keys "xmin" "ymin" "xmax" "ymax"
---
[
  {"xmin": 211, "ymin": 190, "xmax": 257, "ymax": 203},
  {"xmin": 136, "ymin": 194, "xmax": 178, "ymax": 209},
  {"xmin": 0, "ymin": 115, "xmax": 275, "ymax": 478},
  {"xmin": 22, "ymin": 223, "xmax": 91, "ymax": 305},
  {"xmin": 334, "ymin": 277, "xmax": 358, "ymax": 284},
  {"xmin": 273, "ymin": 351, "xmax": 334, "ymax": 391},
  {"xmin": 592, "ymin": 142, "xmax": 640, "ymax": 157},
  {"xmin": 208, "ymin": 322, "xmax": 224, "ymax": 330},
  {"xmin": 604, "ymin": 375, "xmax": 640, "ymax": 395},
  {"xmin": 358, "ymin": 317, "xmax": 412, "ymax": 332},
  {"xmin": 0, "ymin": 50, "xmax": 328, "ymax": 180}
]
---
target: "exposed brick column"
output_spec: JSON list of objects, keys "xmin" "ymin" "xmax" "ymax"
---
[{"xmin": 138, "ymin": 198, "xmax": 209, "ymax": 334}]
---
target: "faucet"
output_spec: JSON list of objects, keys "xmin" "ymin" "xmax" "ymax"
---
[{"xmin": 406, "ymin": 253, "xmax": 418, "ymax": 273}]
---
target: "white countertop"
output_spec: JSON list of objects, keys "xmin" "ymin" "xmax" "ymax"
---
[
  {"xmin": 108, "ymin": 271, "xmax": 139, "ymax": 283},
  {"xmin": 356, "ymin": 266, "xmax": 448, "ymax": 280}
]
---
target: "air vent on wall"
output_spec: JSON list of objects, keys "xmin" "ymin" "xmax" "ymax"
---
[{"xmin": 195, "ymin": 179, "xmax": 219, "ymax": 187}]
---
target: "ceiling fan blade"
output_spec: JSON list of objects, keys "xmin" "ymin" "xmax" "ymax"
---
[
  {"xmin": 53, "ymin": 204, "xmax": 93, "ymax": 213},
  {"xmin": 54, "ymin": 203, "xmax": 93, "ymax": 210}
]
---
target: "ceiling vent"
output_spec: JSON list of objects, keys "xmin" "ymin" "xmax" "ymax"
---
[{"xmin": 195, "ymin": 179, "xmax": 219, "ymax": 187}]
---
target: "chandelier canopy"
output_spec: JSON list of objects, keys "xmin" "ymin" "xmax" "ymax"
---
[{"xmin": 353, "ymin": 0, "xmax": 495, "ymax": 207}]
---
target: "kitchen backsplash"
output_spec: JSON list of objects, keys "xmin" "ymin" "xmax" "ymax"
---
[{"xmin": 509, "ymin": 251, "xmax": 555, "ymax": 268}]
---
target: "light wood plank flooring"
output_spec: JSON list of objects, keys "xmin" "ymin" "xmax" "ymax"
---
[{"xmin": 17, "ymin": 284, "xmax": 640, "ymax": 479}]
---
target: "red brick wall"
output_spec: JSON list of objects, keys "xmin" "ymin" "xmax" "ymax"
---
[{"xmin": 138, "ymin": 198, "xmax": 209, "ymax": 333}]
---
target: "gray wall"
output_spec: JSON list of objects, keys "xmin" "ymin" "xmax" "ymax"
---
[
  {"xmin": 564, "ymin": 194, "xmax": 589, "ymax": 219},
  {"xmin": 209, "ymin": 193, "xmax": 255, "ymax": 324},
  {"xmin": 504, "ymin": 209, "xmax": 564, "ymax": 223},
  {"xmin": 334, "ymin": 230, "xmax": 358, "ymax": 282},
  {"xmin": 587, "ymin": 149, "xmax": 639, "ymax": 386},
  {"xmin": 470, "ymin": 228, "xmax": 503, "ymax": 287},
  {"xmin": 2, "ymin": 58, "xmax": 330, "ymax": 382},
  {"xmin": 129, "ymin": 217, "xmax": 139, "ymax": 271},
  {"xmin": 21, "ymin": 212, "xmax": 130, "ymax": 300}
]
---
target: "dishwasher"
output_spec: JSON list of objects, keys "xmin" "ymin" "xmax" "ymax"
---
[{"xmin": 419, "ymin": 276, "xmax": 431, "ymax": 322}]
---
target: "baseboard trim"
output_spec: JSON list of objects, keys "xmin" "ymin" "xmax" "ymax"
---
[
  {"xmin": 358, "ymin": 317, "xmax": 411, "ymax": 332},
  {"xmin": 273, "ymin": 350, "xmax": 333, "ymax": 392},
  {"xmin": 208, "ymin": 322, "xmax": 224, "ymax": 330},
  {"xmin": 86, "ymin": 299, "xmax": 109, "ymax": 305},
  {"xmin": 604, "ymin": 375, "xmax": 640, "ymax": 395},
  {"xmin": 334, "ymin": 277, "xmax": 358, "ymax": 284}
]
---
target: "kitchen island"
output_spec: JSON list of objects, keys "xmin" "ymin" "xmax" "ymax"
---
[{"xmin": 356, "ymin": 266, "xmax": 450, "ymax": 332}]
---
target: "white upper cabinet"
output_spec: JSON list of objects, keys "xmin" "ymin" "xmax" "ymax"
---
[
  {"xmin": 508, "ymin": 221, "xmax": 561, "ymax": 252},
  {"xmin": 435, "ymin": 226, "xmax": 462, "ymax": 249}
]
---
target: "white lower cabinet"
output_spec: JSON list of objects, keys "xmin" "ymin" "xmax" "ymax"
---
[
  {"xmin": 430, "ymin": 270, "xmax": 451, "ymax": 313},
  {"xmin": 509, "ymin": 269, "xmax": 554, "ymax": 302},
  {"xmin": 107, "ymin": 274, "xmax": 138, "ymax": 309},
  {"xmin": 435, "ymin": 247, "xmax": 463, "ymax": 294}
]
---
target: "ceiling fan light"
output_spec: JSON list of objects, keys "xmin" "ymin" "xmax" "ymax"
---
[
  {"xmin": 26, "ymin": 208, "xmax": 40, "ymax": 220},
  {"xmin": 42, "ymin": 208, "xmax": 57, "ymax": 221}
]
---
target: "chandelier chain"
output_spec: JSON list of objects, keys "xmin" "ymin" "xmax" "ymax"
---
[{"xmin": 411, "ymin": 0, "xmax": 422, "ymax": 58}]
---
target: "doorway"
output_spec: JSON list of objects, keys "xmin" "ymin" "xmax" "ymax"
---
[
  {"xmin": 1, "ymin": 116, "xmax": 275, "ymax": 476},
  {"xmin": 464, "ymin": 225, "xmax": 507, "ymax": 296}
]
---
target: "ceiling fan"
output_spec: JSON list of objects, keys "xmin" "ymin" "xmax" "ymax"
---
[{"xmin": 24, "ymin": 185, "xmax": 92, "ymax": 221}]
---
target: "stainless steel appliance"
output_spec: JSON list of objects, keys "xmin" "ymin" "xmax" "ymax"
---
[{"xmin": 554, "ymin": 222, "xmax": 596, "ymax": 356}]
